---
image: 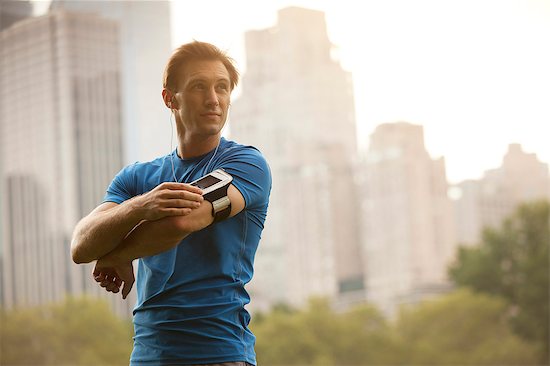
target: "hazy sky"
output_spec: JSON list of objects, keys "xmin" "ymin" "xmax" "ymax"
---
[
  {"xmin": 34, "ymin": 0, "xmax": 550, "ymax": 184},
  {"xmin": 171, "ymin": 0, "xmax": 550, "ymax": 183}
]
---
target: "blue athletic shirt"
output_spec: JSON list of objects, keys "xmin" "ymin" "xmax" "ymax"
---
[{"xmin": 103, "ymin": 138, "xmax": 271, "ymax": 365}]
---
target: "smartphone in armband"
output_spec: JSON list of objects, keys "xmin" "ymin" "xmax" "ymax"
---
[{"xmin": 190, "ymin": 169, "xmax": 233, "ymax": 222}]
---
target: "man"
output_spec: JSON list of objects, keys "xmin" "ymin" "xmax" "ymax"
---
[{"xmin": 71, "ymin": 41, "xmax": 271, "ymax": 366}]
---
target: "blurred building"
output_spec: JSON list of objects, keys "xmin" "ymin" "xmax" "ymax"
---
[
  {"xmin": 0, "ymin": 0, "xmax": 33, "ymax": 31},
  {"xmin": 0, "ymin": 10, "xmax": 130, "ymax": 315},
  {"xmin": 50, "ymin": 0, "xmax": 173, "ymax": 164},
  {"xmin": 454, "ymin": 143, "xmax": 550, "ymax": 246},
  {"xmin": 359, "ymin": 122, "xmax": 456, "ymax": 314},
  {"xmin": 231, "ymin": 7, "xmax": 362, "ymax": 310},
  {"xmin": 0, "ymin": 0, "xmax": 34, "ymax": 308}
]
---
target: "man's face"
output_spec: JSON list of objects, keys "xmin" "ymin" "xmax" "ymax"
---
[{"xmin": 173, "ymin": 60, "xmax": 231, "ymax": 139}]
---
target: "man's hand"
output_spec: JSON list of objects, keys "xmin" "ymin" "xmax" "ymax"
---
[
  {"xmin": 72, "ymin": 182, "xmax": 203, "ymax": 264},
  {"xmin": 93, "ymin": 255, "xmax": 135, "ymax": 299},
  {"xmin": 131, "ymin": 182, "xmax": 204, "ymax": 221}
]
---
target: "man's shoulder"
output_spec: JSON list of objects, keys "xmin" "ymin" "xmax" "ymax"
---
[
  {"xmin": 116, "ymin": 153, "xmax": 170, "ymax": 179},
  {"xmin": 220, "ymin": 138, "xmax": 267, "ymax": 161}
]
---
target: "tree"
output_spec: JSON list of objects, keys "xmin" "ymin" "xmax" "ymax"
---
[
  {"xmin": 251, "ymin": 297, "xmax": 399, "ymax": 365},
  {"xmin": 449, "ymin": 200, "xmax": 550, "ymax": 363},
  {"xmin": 394, "ymin": 289, "xmax": 539, "ymax": 365},
  {"xmin": 251, "ymin": 291, "xmax": 538, "ymax": 365},
  {"xmin": 1, "ymin": 296, "xmax": 133, "ymax": 365}
]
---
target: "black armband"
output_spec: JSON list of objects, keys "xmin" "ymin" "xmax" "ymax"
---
[{"xmin": 190, "ymin": 169, "xmax": 233, "ymax": 223}]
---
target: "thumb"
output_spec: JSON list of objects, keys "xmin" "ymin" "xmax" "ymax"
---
[{"xmin": 121, "ymin": 267, "xmax": 135, "ymax": 300}]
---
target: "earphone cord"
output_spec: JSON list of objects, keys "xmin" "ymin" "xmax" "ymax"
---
[{"xmin": 170, "ymin": 111, "xmax": 178, "ymax": 182}]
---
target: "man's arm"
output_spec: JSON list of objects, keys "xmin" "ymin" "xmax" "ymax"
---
[
  {"xmin": 71, "ymin": 182, "xmax": 204, "ymax": 264},
  {"xmin": 93, "ymin": 185, "xmax": 245, "ymax": 298}
]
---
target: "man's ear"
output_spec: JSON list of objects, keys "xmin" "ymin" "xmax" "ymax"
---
[{"xmin": 162, "ymin": 89, "xmax": 177, "ymax": 109}]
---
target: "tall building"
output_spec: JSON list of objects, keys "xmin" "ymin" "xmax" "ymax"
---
[
  {"xmin": 0, "ymin": 0, "xmax": 33, "ymax": 31},
  {"xmin": 359, "ymin": 122, "xmax": 455, "ymax": 314},
  {"xmin": 231, "ymin": 7, "xmax": 362, "ymax": 310},
  {"xmin": 50, "ymin": 0, "xmax": 173, "ymax": 164},
  {"xmin": 0, "ymin": 10, "xmax": 128, "ymax": 314},
  {"xmin": 454, "ymin": 143, "xmax": 550, "ymax": 246},
  {"xmin": 0, "ymin": 0, "xmax": 34, "ymax": 308}
]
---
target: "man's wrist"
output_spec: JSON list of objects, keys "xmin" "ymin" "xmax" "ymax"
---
[{"xmin": 124, "ymin": 195, "xmax": 149, "ymax": 223}]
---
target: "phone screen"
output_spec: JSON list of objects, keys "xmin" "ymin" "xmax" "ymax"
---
[{"xmin": 191, "ymin": 175, "xmax": 222, "ymax": 189}]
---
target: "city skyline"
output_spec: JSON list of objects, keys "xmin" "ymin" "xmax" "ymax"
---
[
  {"xmin": 230, "ymin": 7, "xmax": 361, "ymax": 309},
  {"xmin": 31, "ymin": 0, "xmax": 550, "ymax": 184},
  {"xmin": 3, "ymin": 1, "xmax": 549, "ymax": 317},
  {"xmin": 0, "ymin": 8, "xmax": 126, "ymax": 311},
  {"xmin": 171, "ymin": 0, "xmax": 550, "ymax": 185}
]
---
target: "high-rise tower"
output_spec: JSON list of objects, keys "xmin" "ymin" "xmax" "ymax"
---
[
  {"xmin": 231, "ymin": 7, "xmax": 362, "ymax": 309},
  {"xmin": 0, "ymin": 0, "xmax": 33, "ymax": 31},
  {"xmin": 0, "ymin": 10, "xmax": 126, "ymax": 313},
  {"xmin": 359, "ymin": 122, "xmax": 456, "ymax": 313},
  {"xmin": 454, "ymin": 143, "xmax": 550, "ymax": 246},
  {"xmin": 50, "ymin": 0, "xmax": 173, "ymax": 164}
]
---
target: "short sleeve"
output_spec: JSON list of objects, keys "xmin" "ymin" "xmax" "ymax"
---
[
  {"xmin": 217, "ymin": 146, "xmax": 271, "ymax": 210},
  {"xmin": 103, "ymin": 163, "xmax": 138, "ymax": 204}
]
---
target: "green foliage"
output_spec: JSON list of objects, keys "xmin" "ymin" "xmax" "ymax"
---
[
  {"xmin": 0, "ymin": 296, "xmax": 133, "ymax": 365},
  {"xmin": 449, "ymin": 200, "xmax": 550, "ymax": 362},
  {"xmin": 3, "ymin": 199, "xmax": 548, "ymax": 366},
  {"xmin": 394, "ymin": 289, "xmax": 539, "ymax": 365},
  {"xmin": 252, "ymin": 291, "xmax": 538, "ymax": 365},
  {"xmin": 252, "ymin": 297, "xmax": 398, "ymax": 365}
]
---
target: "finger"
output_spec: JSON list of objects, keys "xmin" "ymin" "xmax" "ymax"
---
[
  {"xmin": 100, "ymin": 274, "xmax": 114, "ymax": 287},
  {"xmin": 160, "ymin": 190, "xmax": 203, "ymax": 202},
  {"xmin": 163, "ymin": 208, "xmax": 193, "ymax": 217},
  {"xmin": 106, "ymin": 281, "xmax": 120, "ymax": 293},
  {"xmin": 101, "ymin": 276, "xmax": 120, "ymax": 292},
  {"xmin": 105, "ymin": 286, "xmax": 119, "ymax": 294},
  {"xmin": 157, "ymin": 182, "xmax": 203, "ymax": 194},
  {"xmin": 92, "ymin": 265, "xmax": 105, "ymax": 279},
  {"xmin": 179, "ymin": 183, "xmax": 203, "ymax": 195},
  {"xmin": 122, "ymin": 272, "xmax": 135, "ymax": 300},
  {"xmin": 171, "ymin": 198, "xmax": 202, "ymax": 208}
]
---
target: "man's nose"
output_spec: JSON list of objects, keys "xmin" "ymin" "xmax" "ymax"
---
[{"xmin": 205, "ymin": 87, "xmax": 219, "ymax": 107}]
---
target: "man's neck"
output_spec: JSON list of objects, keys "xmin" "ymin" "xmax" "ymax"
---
[{"xmin": 177, "ymin": 135, "xmax": 221, "ymax": 159}]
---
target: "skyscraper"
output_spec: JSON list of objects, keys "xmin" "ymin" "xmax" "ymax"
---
[
  {"xmin": 359, "ymin": 122, "xmax": 455, "ymax": 314},
  {"xmin": 50, "ymin": 0, "xmax": 173, "ymax": 165},
  {"xmin": 230, "ymin": 7, "xmax": 362, "ymax": 310},
  {"xmin": 0, "ymin": 0, "xmax": 34, "ymax": 307},
  {"xmin": 454, "ymin": 143, "xmax": 550, "ymax": 246},
  {"xmin": 0, "ymin": 0, "xmax": 33, "ymax": 31},
  {"xmin": 0, "ymin": 9, "xmax": 126, "ymax": 313}
]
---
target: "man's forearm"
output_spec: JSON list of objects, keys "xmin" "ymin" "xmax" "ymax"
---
[
  {"xmin": 72, "ymin": 182, "xmax": 204, "ymax": 264},
  {"xmin": 102, "ymin": 202, "xmax": 214, "ymax": 263},
  {"xmin": 71, "ymin": 199, "xmax": 143, "ymax": 263},
  {"xmin": 102, "ymin": 218, "xmax": 190, "ymax": 263}
]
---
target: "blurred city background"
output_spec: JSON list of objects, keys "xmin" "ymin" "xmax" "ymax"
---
[{"xmin": 0, "ymin": 0, "xmax": 549, "ymax": 365}]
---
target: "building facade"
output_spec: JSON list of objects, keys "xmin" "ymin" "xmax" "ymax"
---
[
  {"xmin": 359, "ymin": 122, "xmax": 456, "ymax": 314},
  {"xmin": 0, "ymin": 10, "xmax": 128, "ymax": 314},
  {"xmin": 230, "ymin": 7, "xmax": 362, "ymax": 310},
  {"xmin": 0, "ymin": 0, "xmax": 33, "ymax": 31},
  {"xmin": 50, "ymin": 0, "xmax": 173, "ymax": 165},
  {"xmin": 454, "ymin": 143, "xmax": 550, "ymax": 246}
]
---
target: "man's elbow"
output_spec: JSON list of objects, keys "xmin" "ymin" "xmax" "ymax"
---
[{"xmin": 70, "ymin": 240, "xmax": 94, "ymax": 264}]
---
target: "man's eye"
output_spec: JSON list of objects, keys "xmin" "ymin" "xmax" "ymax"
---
[
  {"xmin": 193, "ymin": 83, "xmax": 205, "ymax": 90},
  {"xmin": 216, "ymin": 84, "xmax": 229, "ymax": 91}
]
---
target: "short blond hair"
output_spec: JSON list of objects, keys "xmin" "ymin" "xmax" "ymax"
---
[{"xmin": 163, "ymin": 41, "xmax": 239, "ymax": 92}]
